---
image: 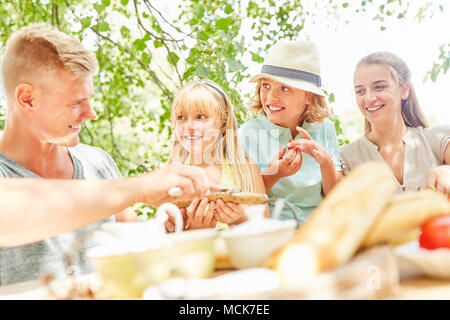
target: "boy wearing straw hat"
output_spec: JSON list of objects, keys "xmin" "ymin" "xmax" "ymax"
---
[{"xmin": 238, "ymin": 39, "xmax": 343, "ymax": 223}]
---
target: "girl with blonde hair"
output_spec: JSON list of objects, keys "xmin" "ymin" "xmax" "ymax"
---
[
  {"xmin": 340, "ymin": 51, "xmax": 449, "ymax": 195},
  {"xmin": 167, "ymin": 80, "xmax": 268, "ymax": 230},
  {"xmin": 238, "ymin": 39, "xmax": 343, "ymax": 223}
]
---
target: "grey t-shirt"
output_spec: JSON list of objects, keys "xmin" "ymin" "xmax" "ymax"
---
[{"xmin": 0, "ymin": 143, "xmax": 122, "ymax": 285}]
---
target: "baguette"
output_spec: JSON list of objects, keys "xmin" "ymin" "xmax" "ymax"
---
[
  {"xmin": 362, "ymin": 190, "xmax": 450, "ymax": 247},
  {"xmin": 265, "ymin": 162, "xmax": 397, "ymax": 285},
  {"xmin": 172, "ymin": 191, "xmax": 268, "ymax": 208}
]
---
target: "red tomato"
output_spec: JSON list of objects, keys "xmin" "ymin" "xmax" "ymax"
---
[{"xmin": 419, "ymin": 216, "xmax": 450, "ymax": 250}]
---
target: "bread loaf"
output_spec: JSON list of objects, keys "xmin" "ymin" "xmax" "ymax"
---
[
  {"xmin": 172, "ymin": 191, "xmax": 268, "ymax": 208},
  {"xmin": 362, "ymin": 190, "xmax": 450, "ymax": 247},
  {"xmin": 265, "ymin": 162, "xmax": 397, "ymax": 285}
]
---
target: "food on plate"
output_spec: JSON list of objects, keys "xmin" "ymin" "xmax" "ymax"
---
[
  {"xmin": 172, "ymin": 191, "xmax": 269, "ymax": 208},
  {"xmin": 264, "ymin": 162, "xmax": 397, "ymax": 285},
  {"xmin": 419, "ymin": 215, "xmax": 450, "ymax": 250},
  {"xmin": 362, "ymin": 190, "xmax": 450, "ymax": 247}
]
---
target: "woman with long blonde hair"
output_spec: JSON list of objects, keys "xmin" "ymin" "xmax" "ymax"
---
[{"xmin": 167, "ymin": 80, "xmax": 268, "ymax": 230}]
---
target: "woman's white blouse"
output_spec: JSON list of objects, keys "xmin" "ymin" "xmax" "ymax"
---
[{"xmin": 339, "ymin": 125, "xmax": 450, "ymax": 192}]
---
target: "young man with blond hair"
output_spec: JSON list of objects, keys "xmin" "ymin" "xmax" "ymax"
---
[{"xmin": 0, "ymin": 24, "xmax": 145, "ymax": 285}]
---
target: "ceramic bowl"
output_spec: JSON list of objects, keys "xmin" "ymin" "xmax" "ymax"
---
[
  {"xmin": 221, "ymin": 218, "xmax": 297, "ymax": 269},
  {"xmin": 86, "ymin": 228, "xmax": 218, "ymax": 299}
]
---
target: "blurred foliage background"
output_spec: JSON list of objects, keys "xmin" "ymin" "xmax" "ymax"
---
[{"xmin": 0, "ymin": 1, "xmax": 448, "ymax": 202}]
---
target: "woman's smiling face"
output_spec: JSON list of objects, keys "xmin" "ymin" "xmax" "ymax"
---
[
  {"xmin": 354, "ymin": 63, "xmax": 410, "ymax": 126},
  {"xmin": 259, "ymin": 77, "xmax": 309, "ymax": 130}
]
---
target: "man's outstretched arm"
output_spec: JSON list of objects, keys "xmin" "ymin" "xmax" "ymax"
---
[{"xmin": 0, "ymin": 163, "xmax": 216, "ymax": 247}]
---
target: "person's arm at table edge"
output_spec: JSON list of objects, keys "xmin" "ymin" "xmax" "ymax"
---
[
  {"xmin": 0, "ymin": 177, "xmax": 146, "ymax": 247},
  {"xmin": 0, "ymin": 164, "xmax": 216, "ymax": 247}
]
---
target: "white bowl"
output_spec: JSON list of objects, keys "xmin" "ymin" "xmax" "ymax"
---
[
  {"xmin": 221, "ymin": 219, "xmax": 297, "ymax": 269},
  {"xmin": 86, "ymin": 229, "xmax": 218, "ymax": 299}
]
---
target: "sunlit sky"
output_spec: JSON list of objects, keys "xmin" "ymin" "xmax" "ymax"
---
[{"xmin": 320, "ymin": 5, "xmax": 449, "ymax": 128}]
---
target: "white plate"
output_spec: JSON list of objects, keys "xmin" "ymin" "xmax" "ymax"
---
[
  {"xmin": 394, "ymin": 241, "xmax": 450, "ymax": 279},
  {"xmin": 142, "ymin": 268, "xmax": 280, "ymax": 299}
]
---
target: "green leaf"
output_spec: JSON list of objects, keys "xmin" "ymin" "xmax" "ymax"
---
[
  {"xmin": 380, "ymin": 26, "xmax": 386, "ymax": 31},
  {"xmin": 186, "ymin": 48, "xmax": 200, "ymax": 65},
  {"xmin": 133, "ymin": 39, "xmax": 147, "ymax": 51},
  {"xmin": 153, "ymin": 40, "xmax": 163, "ymax": 48},
  {"xmin": 183, "ymin": 66, "xmax": 196, "ymax": 80},
  {"xmin": 224, "ymin": 4, "xmax": 233, "ymax": 14},
  {"xmin": 196, "ymin": 62, "xmax": 209, "ymax": 78},
  {"xmin": 443, "ymin": 58, "xmax": 449, "ymax": 73},
  {"xmin": 431, "ymin": 63, "xmax": 441, "ymax": 82},
  {"xmin": 333, "ymin": 117, "xmax": 343, "ymax": 135},
  {"xmin": 342, "ymin": 3, "xmax": 349, "ymax": 8},
  {"xmin": 152, "ymin": 21, "xmax": 163, "ymax": 34},
  {"xmin": 226, "ymin": 58, "xmax": 244, "ymax": 71},
  {"xmin": 251, "ymin": 51, "xmax": 264, "ymax": 63},
  {"xmin": 216, "ymin": 17, "xmax": 233, "ymax": 31},
  {"xmin": 102, "ymin": 0, "xmax": 111, "ymax": 7},
  {"xmin": 143, "ymin": 33, "xmax": 151, "ymax": 41},
  {"xmin": 167, "ymin": 53, "xmax": 180, "ymax": 66},
  {"xmin": 93, "ymin": 3, "xmax": 103, "ymax": 13},
  {"xmin": 195, "ymin": 6, "xmax": 205, "ymax": 19},
  {"xmin": 120, "ymin": 25, "xmax": 130, "ymax": 38},
  {"xmin": 98, "ymin": 22, "xmax": 110, "ymax": 32},
  {"xmin": 141, "ymin": 52, "xmax": 151, "ymax": 66},
  {"xmin": 80, "ymin": 16, "xmax": 92, "ymax": 28},
  {"xmin": 328, "ymin": 92, "xmax": 335, "ymax": 103},
  {"xmin": 121, "ymin": 0, "xmax": 129, "ymax": 5}
]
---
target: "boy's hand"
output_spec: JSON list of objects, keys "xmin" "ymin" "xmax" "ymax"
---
[
  {"xmin": 263, "ymin": 145, "xmax": 303, "ymax": 178},
  {"xmin": 288, "ymin": 126, "xmax": 330, "ymax": 166}
]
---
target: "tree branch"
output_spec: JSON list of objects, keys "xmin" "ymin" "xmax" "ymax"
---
[
  {"xmin": 133, "ymin": 0, "xmax": 183, "ymax": 84},
  {"xmin": 131, "ymin": 0, "xmax": 178, "ymax": 42},
  {"xmin": 65, "ymin": 1, "xmax": 174, "ymax": 101},
  {"xmin": 143, "ymin": 0, "xmax": 189, "ymax": 39},
  {"xmin": 142, "ymin": 0, "xmax": 186, "ymax": 63}
]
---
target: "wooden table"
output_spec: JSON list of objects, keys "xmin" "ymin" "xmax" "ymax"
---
[
  {"xmin": 0, "ymin": 272, "xmax": 449, "ymax": 300},
  {"xmin": 2, "ymin": 245, "xmax": 449, "ymax": 300},
  {"xmin": 385, "ymin": 278, "xmax": 450, "ymax": 300}
]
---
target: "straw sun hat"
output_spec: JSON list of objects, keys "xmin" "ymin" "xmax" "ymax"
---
[{"xmin": 250, "ymin": 39, "xmax": 324, "ymax": 97}]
